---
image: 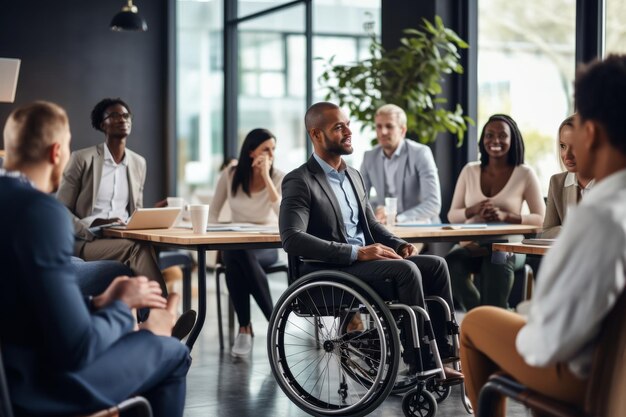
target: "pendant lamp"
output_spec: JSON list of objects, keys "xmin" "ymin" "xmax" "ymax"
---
[{"xmin": 110, "ymin": 0, "xmax": 148, "ymax": 32}]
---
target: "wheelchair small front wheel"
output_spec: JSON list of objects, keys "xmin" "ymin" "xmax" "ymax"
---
[
  {"xmin": 428, "ymin": 383, "xmax": 451, "ymax": 403},
  {"xmin": 402, "ymin": 389, "xmax": 437, "ymax": 417}
]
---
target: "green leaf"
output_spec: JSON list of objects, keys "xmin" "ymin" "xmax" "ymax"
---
[{"xmin": 317, "ymin": 16, "xmax": 470, "ymax": 145}]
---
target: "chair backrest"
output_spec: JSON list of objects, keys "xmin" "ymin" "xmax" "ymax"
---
[
  {"xmin": 0, "ymin": 343, "xmax": 14, "ymax": 417},
  {"xmin": 585, "ymin": 288, "xmax": 626, "ymax": 416}
]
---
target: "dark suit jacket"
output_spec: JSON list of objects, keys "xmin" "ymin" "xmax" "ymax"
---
[
  {"xmin": 0, "ymin": 174, "xmax": 135, "ymax": 414},
  {"xmin": 279, "ymin": 156, "xmax": 407, "ymax": 265}
]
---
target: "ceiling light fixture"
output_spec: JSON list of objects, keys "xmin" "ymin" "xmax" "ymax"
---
[{"xmin": 110, "ymin": 0, "xmax": 148, "ymax": 32}]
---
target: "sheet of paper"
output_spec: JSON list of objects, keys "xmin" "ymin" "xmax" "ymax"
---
[
  {"xmin": 202, "ymin": 223, "xmax": 279, "ymax": 233},
  {"xmin": 441, "ymin": 224, "xmax": 488, "ymax": 230}
]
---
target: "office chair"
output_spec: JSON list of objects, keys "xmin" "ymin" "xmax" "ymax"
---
[
  {"xmin": 213, "ymin": 252, "xmax": 288, "ymax": 350},
  {"xmin": 158, "ymin": 250, "xmax": 194, "ymax": 311},
  {"xmin": 478, "ymin": 289, "xmax": 626, "ymax": 417}
]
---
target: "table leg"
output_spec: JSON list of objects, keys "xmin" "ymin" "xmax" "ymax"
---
[
  {"xmin": 186, "ymin": 248, "xmax": 206, "ymax": 350},
  {"xmin": 183, "ymin": 268, "xmax": 192, "ymax": 312}
]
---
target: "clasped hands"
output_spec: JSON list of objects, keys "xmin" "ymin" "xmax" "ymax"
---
[
  {"xmin": 357, "ymin": 242, "xmax": 418, "ymax": 261},
  {"xmin": 466, "ymin": 199, "xmax": 511, "ymax": 222},
  {"xmin": 93, "ymin": 275, "xmax": 178, "ymax": 337}
]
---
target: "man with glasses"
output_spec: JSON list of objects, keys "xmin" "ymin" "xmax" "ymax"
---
[{"xmin": 57, "ymin": 98, "xmax": 166, "ymax": 294}]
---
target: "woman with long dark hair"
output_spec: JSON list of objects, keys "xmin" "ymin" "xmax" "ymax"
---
[
  {"xmin": 209, "ymin": 128, "xmax": 284, "ymax": 357},
  {"xmin": 446, "ymin": 114, "xmax": 545, "ymax": 310}
]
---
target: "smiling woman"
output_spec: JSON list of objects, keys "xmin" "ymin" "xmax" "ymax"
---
[{"xmin": 445, "ymin": 114, "xmax": 546, "ymax": 311}]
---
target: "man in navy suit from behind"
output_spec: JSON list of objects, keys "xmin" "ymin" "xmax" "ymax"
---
[{"xmin": 0, "ymin": 101, "xmax": 190, "ymax": 417}]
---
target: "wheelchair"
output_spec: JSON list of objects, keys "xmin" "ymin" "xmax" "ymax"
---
[{"xmin": 267, "ymin": 258, "xmax": 473, "ymax": 417}]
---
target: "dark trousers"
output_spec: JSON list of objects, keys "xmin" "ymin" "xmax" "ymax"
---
[
  {"xmin": 13, "ymin": 331, "xmax": 191, "ymax": 417},
  {"xmin": 301, "ymin": 255, "xmax": 455, "ymax": 363},
  {"xmin": 72, "ymin": 257, "xmax": 133, "ymax": 296},
  {"xmin": 446, "ymin": 244, "xmax": 526, "ymax": 310},
  {"xmin": 222, "ymin": 249, "xmax": 278, "ymax": 327},
  {"xmin": 72, "ymin": 257, "xmax": 149, "ymax": 322}
]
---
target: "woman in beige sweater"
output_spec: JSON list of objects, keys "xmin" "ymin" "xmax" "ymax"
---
[
  {"xmin": 209, "ymin": 128, "xmax": 284, "ymax": 357},
  {"xmin": 542, "ymin": 115, "xmax": 594, "ymax": 238},
  {"xmin": 446, "ymin": 114, "xmax": 545, "ymax": 310}
]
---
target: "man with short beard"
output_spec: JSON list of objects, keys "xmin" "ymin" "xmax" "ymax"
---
[{"xmin": 279, "ymin": 101, "xmax": 462, "ymax": 383}]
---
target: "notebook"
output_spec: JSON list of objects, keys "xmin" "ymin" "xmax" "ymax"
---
[
  {"xmin": 106, "ymin": 207, "xmax": 182, "ymax": 230},
  {"xmin": 0, "ymin": 58, "xmax": 20, "ymax": 103},
  {"xmin": 521, "ymin": 238, "xmax": 556, "ymax": 246}
]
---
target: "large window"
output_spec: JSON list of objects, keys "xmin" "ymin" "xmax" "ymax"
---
[
  {"xmin": 176, "ymin": 0, "xmax": 380, "ymax": 197},
  {"xmin": 604, "ymin": 0, "xmax": 626, "ymax": 55},
  {"xmin": 234, "ymin": 0, "xmax": 381, "ymax": 176},
  {"xmin": 176, "ymin": 0, "xmax": 224, "ymax": 200},
  {"xmin": 237, "ymin": 5, "xmax": 307, "ymax": 175},
  {"xmin": 478, "ymin": 0, "xmax": 576, "ymax": 194},
  {"xmin": 313, "ymin": 0, "xmax": 380, "ymax": 170}
]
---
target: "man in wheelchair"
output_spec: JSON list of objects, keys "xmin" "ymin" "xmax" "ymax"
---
[{"xmin": 278, "ymin": 101, "xmax": 463, "ymax": 385}]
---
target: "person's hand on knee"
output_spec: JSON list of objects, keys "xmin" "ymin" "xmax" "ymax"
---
[{"xmin": 93, "ymin": 275, "xmax": 167, "ymax": 310}]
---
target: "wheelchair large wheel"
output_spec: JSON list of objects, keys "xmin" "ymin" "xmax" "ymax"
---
[{"xmin": 268, "ymin": 271, "xmax": 401, "ymax": 416}]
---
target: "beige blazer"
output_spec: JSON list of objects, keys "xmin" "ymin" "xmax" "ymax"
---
[
  {"xmin": 542, "ymin": 172, "xmax": 578, "ymax": 238},
  {"xmin": 56, "ymin": 143, "xmax": 146, "ymax": 243}
]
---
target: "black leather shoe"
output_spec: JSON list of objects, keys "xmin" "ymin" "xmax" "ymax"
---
[{"xmin": 172, "ymin": 310, "xmax": 197, "ymax": 340}]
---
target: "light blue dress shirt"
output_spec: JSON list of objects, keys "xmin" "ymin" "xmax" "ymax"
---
[
  {"xmin": 382, "ymin": 139, "xmax": 405, "ymax": 198},
  {"xmin": 313, "ymin": 153, "xmax": 365, "ymax": 262}
]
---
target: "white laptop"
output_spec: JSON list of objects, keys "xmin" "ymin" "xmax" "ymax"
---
[
  {"xmin": 108, "ymin": 207, "xmax": 182, "ymax": 230},
  {"xmin": 0, "ymin": 58, "xmax": 20, "ymax": 103}
]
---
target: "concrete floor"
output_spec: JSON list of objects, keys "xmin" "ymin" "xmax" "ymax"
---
[{"xmin": 181, "ymin": 269, "xmax": 531, "ymax": 417}]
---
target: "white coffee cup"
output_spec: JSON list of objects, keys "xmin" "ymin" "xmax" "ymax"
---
[
  {"xmin": 384, "ymin": 197, "xmax": 398, "ymax": 227},
  {"xmin": 188, "ymin": 204, "xmax": 209, "ymax": 234}
]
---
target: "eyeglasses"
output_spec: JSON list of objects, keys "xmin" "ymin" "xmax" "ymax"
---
[{"xmin": 103, "ymin": 112, "xmax": 132, "ymax": 121}]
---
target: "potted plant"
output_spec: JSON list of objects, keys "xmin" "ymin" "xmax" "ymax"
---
[{"xmin": 319, "ymin": 16, "xmax": 472, "ymax": 145}]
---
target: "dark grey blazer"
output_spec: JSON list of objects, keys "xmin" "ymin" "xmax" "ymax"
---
[{"xmin": 279, "ymin": 156, "xmax": 407, "ymax": 265}]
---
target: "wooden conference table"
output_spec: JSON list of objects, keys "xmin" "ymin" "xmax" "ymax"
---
[
  {"xmin": 104, "ymin": 224, "xmax": 540, "ymax": 350},
  {"xmin": 492, "ymin": 241, "xmax": 551, "ymax": 256}
]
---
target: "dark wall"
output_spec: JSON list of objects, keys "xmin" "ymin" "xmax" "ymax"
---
[{"xmin": 0, "ymin": 0, "xmax": 170, "ymax": 205}]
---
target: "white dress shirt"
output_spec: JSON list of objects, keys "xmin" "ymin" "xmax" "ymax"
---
[
  {"xmin": 563, "ymin": 172, "xmax": 595, "ymax": 200},
  {"xmin": 82, "ymin": 144, "xmax": 130, "ymax": 225},
  {"xmin": 516, "ymin": 168, "xmax": 626, "ymax": 378}
]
